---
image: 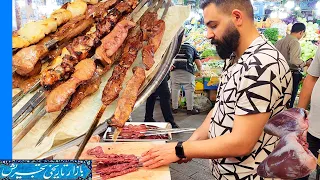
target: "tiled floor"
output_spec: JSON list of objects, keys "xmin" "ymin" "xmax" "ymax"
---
[{"xmin": 131, "ymin": 101, "xmax": 318, "ymax": 180}]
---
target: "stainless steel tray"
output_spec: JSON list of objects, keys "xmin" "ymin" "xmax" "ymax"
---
[
  {"xmin": 102, "ymin": 122, "xmax": 173, "ymax": 142},
  {"xmin": 37, "ymin": 27, "xmax": 184, "ymax": 159}
]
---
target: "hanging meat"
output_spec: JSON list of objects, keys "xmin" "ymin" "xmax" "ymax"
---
[
  {"xmin": 257, "ymin": 108, "xmax": 317, "ymax": 179},
  {"xmin": 257, "ymin": 132, "xmax": 317, "ymax": 179},
  {"xmin": 264, "ymin": 108, "xmax": 309, "ymax": 137}
]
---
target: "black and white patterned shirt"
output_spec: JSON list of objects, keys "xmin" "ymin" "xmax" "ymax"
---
[{"xmin": 209, "ymin": 36, "xmax": 292, "ymax": 180}]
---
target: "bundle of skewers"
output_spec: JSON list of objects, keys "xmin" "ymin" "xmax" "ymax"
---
[{"xmin": 12, "ymin": 0, "xmax": 172, "ymax": 151}]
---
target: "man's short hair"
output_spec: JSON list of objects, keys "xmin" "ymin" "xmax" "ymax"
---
[
  {"xmin": 291, "ymin": 23, "xmax": 306, "ymax": 33},
  {"xmin": 200, "ymin": 0, "xmax": 254, "ymax": 20}
]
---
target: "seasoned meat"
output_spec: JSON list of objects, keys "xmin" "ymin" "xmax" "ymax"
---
[
  {"xmin": 46, "ymin": 59, "xmax": 96, "ymax": 112},
  {"xmin": 13, "ymin": 44, "xmax": 48, "ymax": 76},
  {"xmin": 111, "ymin": 67, "xmax": 145, "ymax": 128},
  {"xmin": 142, "ymin": 45, "xmax": 154, "ymax": 70}
]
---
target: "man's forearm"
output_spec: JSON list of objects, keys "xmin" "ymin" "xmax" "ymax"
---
[
  {"xmin": 298, "ymin": 74, "xmax": 318, "ymax": 109},
  {"xmin": 184, "ymin": 133, "xmax": 251, "ymax": 159},
  {"xmin": 187, "ymin": 109, "xmax": 214, "ymax": 141}
]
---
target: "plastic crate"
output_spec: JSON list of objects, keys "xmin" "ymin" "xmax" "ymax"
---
[{"xmin": 203, "ymin": 77, "xmax": 219, "ymax": 90}]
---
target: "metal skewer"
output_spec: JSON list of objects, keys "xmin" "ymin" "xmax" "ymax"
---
[
  {"xmin": 74, "ymin": 0, "xmax": 160, "ymax": 158},
  {"xmin": 34, "ymin": 0, "xmax": 151, "ymax": 148}
]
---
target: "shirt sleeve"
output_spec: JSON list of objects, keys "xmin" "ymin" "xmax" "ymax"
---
[
  {"xmin": 235, "ymin": 65, "xmax": 282, "ymax": 115},
  {"xmin": 289, "ymin": 40, "xmax": 306, "ymax": 68},
  {"xmin": 308, "ymin": 46, "xmax": 320, "ymax": 77}
]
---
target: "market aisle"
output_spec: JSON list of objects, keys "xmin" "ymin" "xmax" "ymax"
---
[{"xmin": 131, "ymin": 101, "xmax": 318, "ymax": 180}]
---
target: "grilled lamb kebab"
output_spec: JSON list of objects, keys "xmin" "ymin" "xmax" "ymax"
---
[
  {"xmin": 41, "ymin": 0, "xmax": 135, "ymax": 90},
  {"xmin": 13, "ymin": 14, "xmax": 94, "ymax": 76},
  {"xmin": 45, "ymin": 15, "xmax": 137, "ymax": 113},
  {"xmin": 35, "ymin": 46, "xmax": 124, "ymax": 147},
  {"xmin": 13, "ymin": 0, "xmax": 122, "ymax": 76}
]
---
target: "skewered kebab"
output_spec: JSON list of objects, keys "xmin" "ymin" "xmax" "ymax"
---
[
  {"xmin": 13, "ymin": 0, "xmax": 121, "ymax": 76},
  {"xmin": 13, "ymin": 15, "xmax": 94, "ymax": 76},
  {"xmin": 41, "ymin": 0, "xmax": 133, "ymax": 90},
  {"xmin": 46, "ymin": 17, "xmax": 137, "ymax": 113},
  {"xmin": 12, "ymin": 0, "xmax": 122, "ymax": 107},
  {"xmin": 13, "ymin": 0, "xmax": 146, "ymax": 141},
  {"xmin": 12, "ymin": 0, "xmax": 93, "ymax": 49},
  {"xmin": 75, "ymin": 0, "xmax": 167, "ymax": 158},
  {"xmin": 35, "ymin": 48, "xmax": 123, "ymax": 147}
]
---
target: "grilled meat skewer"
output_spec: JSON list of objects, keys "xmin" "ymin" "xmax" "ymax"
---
[
  {"xmin": 13, "ymin": 15, "xmax": 94, "ymax": 76},
  {"xmin": 41, "ymin": 0, "xmax": 133, "ymax": 90},
  {"xmin": 110, "ymin": 67, "xmax": 146, "ymax": 128},
  {"xmin": 46, "ymin": 59, "xmax": 96, "ymax": 112}
]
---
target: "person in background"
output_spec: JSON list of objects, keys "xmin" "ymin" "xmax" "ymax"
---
[
  {"xmin": 297, "ymin": 46, "xmax": 320, "ymax": 180},
  {"xmin": 144, "ymin": 74, "xmax": 180, "ymax": 128},
  {"xmin": 171, "ymin": 37, "xmax": 202, "ymax": 115},
  {"xmin": 275, "ymin": 23, "xmax": 312, "ymax": 108},
  {"xmin": 140, "ymin": 0, "xmax": 292, "ymax": 179}
]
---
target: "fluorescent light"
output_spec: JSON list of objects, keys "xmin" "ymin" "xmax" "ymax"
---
[
  {"xmin": 285, "ymin": 1, "xmax": 295, "ymax": 10},
  {"xmin": 279, "ymin": 12, "xmax": 288, "ymax": 19},
  {"xmin": 270, "ymin": 11, "xmax": 278, "ymax": 18},
  {"xmin": 317, "ymin": 1, "xmax": 320, "ymax": 9}
]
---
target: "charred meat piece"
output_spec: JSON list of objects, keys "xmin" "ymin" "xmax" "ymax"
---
[
  {"xmin": 40, "ymin": 0, "xmax": 136, "ymax": 89},
  {"xmin": 86, "ymin": 0, "xmax": 118, "ymax": 19},
  {"xmin": 111, "ymin": 67, "xmax": 145, "ymax": 128},
  {"xmin": 142, "ymin": 45, "xmax": 154, "ymax": 70},
  {"xmin": 46, "ymin": 59, "xmax": 96, "ymax": 112},
  {"xmin": 13, "ymin": 44, "xmax": 48, "ymax": 76},
  {"xmin": 12, "ymin": 72, "xmax": 40, "ymax": 93},
  {"xmin": 23, "ymin": 61, "xmax": 42, "ymax": 77},
  {"xmin": 140, "ymin": 12, "xmax": 158, "ymax": 41},
  {"xmin": 68, "ymin": 71, "xmax": 102, "ymax": 110},
  {"xmin": 101, "ymin": 28, "xmax": 142, "ymax": 106},
  {"xmin": 142, "ymin": 19, "xmax": 165, "ymax": 70},
  {"xmin": 148, "ymin": 19, "xmax": 165, "ymax": 50},
  {"xmin": 12, "ymin": 73, "xmax": 25, "ymax": 89},
  {"xmin": 95, "ymin": 19, "xmax": 136, "ymax": 64}
]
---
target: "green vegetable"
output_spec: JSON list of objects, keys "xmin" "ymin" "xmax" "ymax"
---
[
  {"xmin": 263, "ymin": 28, "xmax": 279, "ymax": 45},
  {"xmin": 201, "ymin": 49, "xmax": 216, "ymax": 58}
]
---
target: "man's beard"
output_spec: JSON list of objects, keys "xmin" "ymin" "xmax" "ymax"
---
[{"xmin": 211, "ymin": 23, "xmax": 240, "ymax": 59}]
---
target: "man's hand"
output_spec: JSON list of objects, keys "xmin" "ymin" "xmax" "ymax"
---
[
  {"xmin": 306, "ymin": 58, "xmax": 313, "ymax": 67},
  {"xmin": 140, "ymin": 143, "xmax": 180, "ymax": 169}
]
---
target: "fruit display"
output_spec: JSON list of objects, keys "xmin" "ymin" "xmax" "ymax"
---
[{"xmin": 300, "ymin": 40, "xmax": 318, "ymax": 61}]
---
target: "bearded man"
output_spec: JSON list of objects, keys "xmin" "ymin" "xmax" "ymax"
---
[{"xmin": 140, "ymin": 0, "xmax": 293, "ymax": 179}]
